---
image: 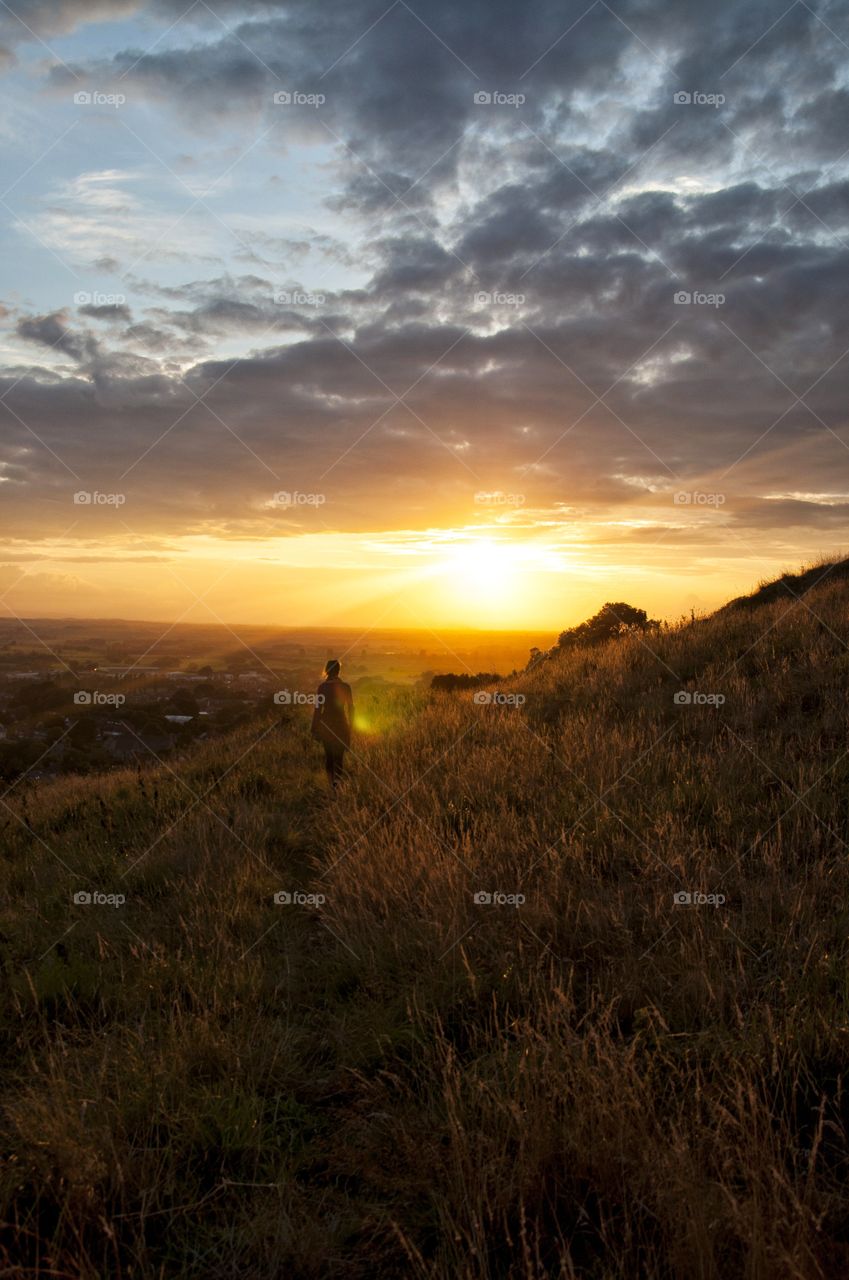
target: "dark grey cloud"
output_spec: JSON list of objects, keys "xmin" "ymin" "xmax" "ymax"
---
[
  {"xmin": 40, "ymin": 0, "xmax": 849, "ymax": 182},
  {"xmin": 16, "ymin": 311, "xmax": 98, "ymax": 362},
  {"xmin": 79, "ymin": 302, "xmax": 132, "ymax": 322}
]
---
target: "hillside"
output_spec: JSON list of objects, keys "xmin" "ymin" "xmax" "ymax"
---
[
  {"xmin": 4, "ymin": 565, "xmax": 849, "ymax": 1278},
  {"xmin": 719, "ymin": 554, "xmax": 849, "ymax": 613}
]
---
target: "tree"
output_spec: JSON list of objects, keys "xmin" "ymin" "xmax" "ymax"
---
[
  {"xmin": 526, "ymin": 646, "xmax": 546, "ymax": 671},
  {"xmin": 69, "ymin": 715, "xmax": 98, "ymax": 746},
  {"xmin": 524, "ymin": 603, "xmax": 660, "ymax": 668},
  {"xmin": 12, "ymin": 680, "xmax": 67, "ymax": 713},
  {"xmin": 556, "ymin": 602, "xmax": 658, "ymax": 651}
]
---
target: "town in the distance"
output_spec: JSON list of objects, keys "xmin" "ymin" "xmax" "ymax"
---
[{"xmin": 0, "ymin": 618, "xmax": 547, "ymax": 783}]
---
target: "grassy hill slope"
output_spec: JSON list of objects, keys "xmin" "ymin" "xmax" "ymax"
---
[
  {"xmin": 3, "ymin": 566, "xmax": 849, "ymax": 1278},
  {"xmin": 719, "ymin": 553, "xmax": 849, "ymax": 613}
]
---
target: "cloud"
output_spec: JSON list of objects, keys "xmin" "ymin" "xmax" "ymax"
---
[
  {"xmin": 0, "ymin": 0, "xmax": 847, "ymax": 570},
  {"xmin": 15, "ymin": 310, "xmax": 98, "ymax": 362},
  {"xmin": 17, "ymin": 169, "xmax": 225, "ymax": 273},
  {"xmin": 79, "ymin": 302, "xmax": 132, "ymax": 322}
]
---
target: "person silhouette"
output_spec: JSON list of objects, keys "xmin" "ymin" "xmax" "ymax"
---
[{"xmin": 310, "ymin": 658, "xmax": 354, "ymax": 789}]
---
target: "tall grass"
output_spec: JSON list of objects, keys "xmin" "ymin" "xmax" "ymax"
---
[{"xmin": 3, "ymin": 576, "xmax": 849, "ymax": 1276}]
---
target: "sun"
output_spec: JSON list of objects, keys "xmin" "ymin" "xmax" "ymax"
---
[
  {"xmin": 445, "ymin": 537, "xmax": 508, "ymax": 590},
  {"xmin": 431, "ymin": 536, "xmax": 531, "ymax": 620},
  {"xmin": 357, "ymin": 529, "xmax": 568, "ymax": 627}
]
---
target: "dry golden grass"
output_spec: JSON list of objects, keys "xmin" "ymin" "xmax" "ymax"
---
[{"xmin": 2, "ymin": 570, "xmax": 849, "ymax": 1276}]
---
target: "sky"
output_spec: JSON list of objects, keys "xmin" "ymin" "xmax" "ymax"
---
[{"xmin": 1, "ymin": 0, "xmax": 848, "ymax": 631}]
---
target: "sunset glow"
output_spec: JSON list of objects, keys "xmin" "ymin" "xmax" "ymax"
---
[
  {"xmin": 0, "ymin": 0, "xmax": 846, "ymax": 632},
  {"xmin": 0, "ymin": 522, "xmax": 783, "ymax": 630}
]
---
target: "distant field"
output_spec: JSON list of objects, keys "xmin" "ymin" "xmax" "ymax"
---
[{"xmin": 0, "ymin": 618, "xmax": 552, "ymax": 684}]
